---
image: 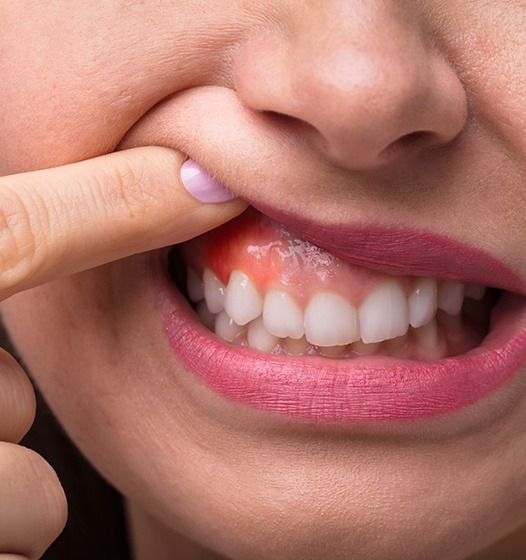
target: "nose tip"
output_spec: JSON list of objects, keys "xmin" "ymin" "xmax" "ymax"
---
[{"xmin": 235, "ymin": 6, "xmax": 467, "ymax": 170}]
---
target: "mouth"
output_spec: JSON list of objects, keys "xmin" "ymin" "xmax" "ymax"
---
[{"xmin": 154, "ymin": 207, "xmax": 526, "ymax": 422}]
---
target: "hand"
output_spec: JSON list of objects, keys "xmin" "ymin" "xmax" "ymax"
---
[{"xmin": 0, "ymin": 147, "xmax": 246, "ymax": 558}]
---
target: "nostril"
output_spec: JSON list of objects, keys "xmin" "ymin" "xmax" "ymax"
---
[
  {"xmin": 379, "ymin": 130, "xmax": 438, "ymax": 162},
  {"xmin": 397, "ymin": 131, "xmax": 433, "ymax": 146}
]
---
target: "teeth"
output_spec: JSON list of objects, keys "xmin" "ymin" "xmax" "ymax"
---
[
  {"xmin": 358, "ymin": 281, "xmax": 409, "ymax": 344},
  {"xmin": 408, "ymin": 278, "xmax": 437, "ymax": 328},
  {"xmin": 414, "ymin": 318, "xmax": 439, "ymax": 350},
  {"xmin": 263, "ymin": 290, "xmax": 304, "ymax": 339},
  {"xmin": 304, "ymin": 291, "xmax": 359, "ymax": 346},
  {"xmin": 196, "ymin": 300, "xmax": 216, "ymax": 330},
  {"xmin": 351, "ymin": 340, "xmax": 381, "ymax": 355},
  {"xmin": 247, "ymin": 316, "xmax": 279, "ymax": 352},
  {"xmin": 203, "ymin": 268, "xmax": 226, "ymax": 313},
  {"xmin": 224, "ymin": 270, "xmax": 263, "ymax": 326},
  {"xmin": 186, "ymin": 268, "xmax": 204, "ymax": 303},
  {"xmin": 437, "ymin": 281, "xmax": 464, "ymax": 315},
  {"xmin": 319, "ymin": 345, "xmax": 347, "ymax": 358},
  {"xmin": 437, "ymin": 309, "xmax": 462, "ymax": 332},
  {"xmin": 464, "ymin": 283, "xmax": 486, "ymax": 301},
  {"xmin": 285, "ymin": 336, "xmax": 310, "ymax": 355},
  {"xmin": 215, "ymin": 310, "xmax": 245, "ymax": 342},
  {"xmin": 195, "ymin": 267, "xmax": 481, "ymax": 357},
  {"xmin": 386, "ymin": 334, "xmax": 408, "ymax": 356}
]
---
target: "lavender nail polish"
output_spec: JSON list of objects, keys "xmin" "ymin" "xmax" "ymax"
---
[{"xmin": 180, "ymin": 159, "xmax": 236, "ymax": 203}]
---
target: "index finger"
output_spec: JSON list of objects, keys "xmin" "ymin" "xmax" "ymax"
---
[{"xmin": 0, "ymin": 147, "xmax": 246, "ymax": 300}]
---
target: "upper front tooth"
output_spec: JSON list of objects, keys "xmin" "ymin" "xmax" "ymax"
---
[
  {"xmin": 358, "ymin": 281, "xmax": 409, "ymax": 344},
  {"xmin": 437, "ymin": 281, "xmax": 464, "ymax": 315},
  {"xmin": 224, "ymin": 270, "xmax": 263, "ymax": 326},
  {"xmin": 304, "ymin": 291, "xmax": 359, "ymax": 347},
  {"xmin": 408, "ymin": 278, "xmax": 437, "ymax": 328},
  {"xmin": 263, "ymin": 290, "xmax": 304, "ymax": 339},
  {"xmin": 203, "ymin": 268, "xmax": 226, "ymax": 313}
]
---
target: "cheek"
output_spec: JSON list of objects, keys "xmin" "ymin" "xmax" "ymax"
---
[
  {"xmin": 2, "ymin": 267, "xmax": 526, "ymax": 560},
  {"xmin": 0, "ymin": 1, "xmax": 233, "ymax": 175}
]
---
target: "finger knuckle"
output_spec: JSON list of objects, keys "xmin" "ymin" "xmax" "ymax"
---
[
  {"xmin": 95, "ymin": 159, "xmax": 163, "ymax": 237},
  {"xmin": 0, "ymin": 182, "xmax": 43, "ymax": 292}
]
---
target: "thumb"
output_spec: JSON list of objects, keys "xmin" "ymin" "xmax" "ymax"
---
[{"xmin": 0, "ymin": 147, "xmax": 246, "ymax": 300}]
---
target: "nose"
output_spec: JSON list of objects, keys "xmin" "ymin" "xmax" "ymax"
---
[{"xmin": 235, "ymin": 2, "xmax": 467, "ymax": 170}]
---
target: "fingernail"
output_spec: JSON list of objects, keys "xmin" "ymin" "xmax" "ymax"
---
[{"xmin": 180, "ymin": 159, "xmax": 236, "ymax": 203}]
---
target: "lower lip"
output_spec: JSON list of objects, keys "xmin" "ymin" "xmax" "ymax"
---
[{"xmin": 153, "ymin": 253, "xmax": 526, "ymax": 422}]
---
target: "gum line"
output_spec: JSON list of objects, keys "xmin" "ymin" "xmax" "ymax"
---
[
  {"xmin": 176, "ymin": 209, "xmax": 492, "ymax": 360},
  {"xmin": 178, "ymin": 209, "xmax": 418, "ymax": 307}
]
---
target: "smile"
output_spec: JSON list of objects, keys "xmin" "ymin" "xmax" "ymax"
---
[{"xmin": 154, "ymin": 208, "xmax": 526, "ymax": 422}]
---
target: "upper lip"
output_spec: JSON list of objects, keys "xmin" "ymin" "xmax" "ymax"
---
[
  {"xmin": 247, "ymin": 202, "xmax": 526, "ymax": 295},
  {"xmin": 119, "ymin": 87, "xmax": 525, "ymax": 295}
]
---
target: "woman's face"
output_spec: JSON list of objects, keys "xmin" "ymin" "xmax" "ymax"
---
[{"xmin": 2, "ymin": 1, "xmax": 526, "ymax": 558}]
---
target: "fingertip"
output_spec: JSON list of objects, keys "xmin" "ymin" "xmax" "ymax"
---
[{"xmin": 180, "ymin": 158, "xmax": 238, "ymax": 203}]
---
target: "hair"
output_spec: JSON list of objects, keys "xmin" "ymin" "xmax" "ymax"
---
[{"xmin": 0, "ymin": 324, "xmax": 131, "ymax": 559}]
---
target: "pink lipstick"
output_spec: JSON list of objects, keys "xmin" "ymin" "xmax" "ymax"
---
[
  {"xmin": 154, "ymin": 209, "xmax": 526, "ymax": 422},
  {"xmin": 251, "ymin": 204, "xmax": 526, "ymax": 294}
]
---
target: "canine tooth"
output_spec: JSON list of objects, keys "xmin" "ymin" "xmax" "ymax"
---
[
  {"xmin": 358, "ymin": 281, "xmax": 409, "ymax": 344},
  {"xmin": 285, "ymin": 336, "xmax": 310, "ymax": 356},
  {"xmin": 186, "ymin": 268, "xmax": 204, "ymax": 302},
  {"xmin": 247, "ymin": 316, "xmax": 279, "ymax": 352},
  {"xmin": 414, "ymin": 319, "xmax": 439, "ymax": 350},
  {"xmin": 203, "ymin": 268, "xmax": 226, "ymax": 313},
  {"xmin": 196, "ymin": 300, "xmax": 216, "ymax": 330},
  {"xmin": 215, "ymin": 310, "xmax": 245, "ymax": 342},
  {"xmin": 437, "ymin": 281, "xmax": 464, "ymax": 315},
  {"xmin": 464, "ymin": 283, "xmax": 486, "ymax": 301},
  {"xmin": 304, "ymin": 291, "xmax": 359, "ymax": 347},
  {"xmin": 224, "ymin": 270, "xmax": 263, "ymax": 326},
  {"xmin": 319, "ymin": 345, "xmax": 347, "ymax": 358},
  {"xmin": 263, "ymin": 290, "xmax": 304, "ymax": 339},
  {"xmin": 351, "ymin": 340, "xmax": 381, "ymax": 355},
  {"xmin": 409, "ymin": 278, "xmax": 437, "ymax": 328}
]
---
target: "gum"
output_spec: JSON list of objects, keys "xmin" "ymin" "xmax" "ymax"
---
[{"xmin": 178, "ymin": 208, "xmax": 420, "ymax": 307}]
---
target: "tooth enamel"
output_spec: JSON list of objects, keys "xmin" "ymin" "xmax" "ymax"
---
[
  {"xmin": 358, "ymin": 281, "xmax": 409, "ymax": 344},
  {"xmin": 247, "ymin": 316, "xmax": 279, "ymax": 352},
  {"xmin": 437, "ymin": 281, "xmax": 464, "ymax": 315},
  {"xmin": 408, "ymin": 278, "xmax": 437, "ymax": 328},
  {"xmin": 464, "ymin": 283, "xmax": 486, "ymax": 301},
  {"xmin": 263, "ymin": 290, "xmax": 304, "ymax": 339},
  {"xmin": 319, "ymin": 345, "xmax": 347, "ymax": 358},
  {"xmin": 414, "ymin": 319, "xmax": 439, "ymax": 350},
  {"xmin": 285, "ymin": 336, "xmax": 310, "ymax": 355},
  {"xmin": 351, "ymin": 340, "xmax": 381, "ymax": 355},
  {"xmin": 203, "ymin": 268, "xmax": 226, "ymax": 313},
  {"xmin": 187, "ymin": 268, "xmax": 204, "ymax": 302},
  {"xmin": 215, "ymin": 310, "xmax": 245, "ymax": 342},
  {"xmin": 224, "ymin": 270, "xmax": 263, "ymax": 326},
  {"xmin": 304, "ymin": 291, "xmax": 359, "ymax": 347},
  {"xmin": 196, "ymin": 300, "xmax": 216, "ymax": 330},
  {"xmin": 386, "ymin": 334, "xmax": 408, "ymax": 356}
]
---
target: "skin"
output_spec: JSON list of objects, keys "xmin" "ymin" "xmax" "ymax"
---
[{"xmin": 0, "ymin": 0, "xmax": 525, "ymax": 558}]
